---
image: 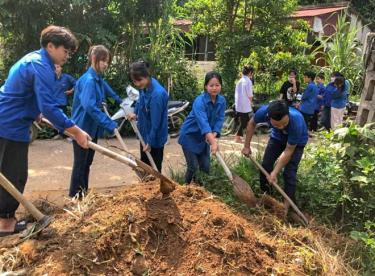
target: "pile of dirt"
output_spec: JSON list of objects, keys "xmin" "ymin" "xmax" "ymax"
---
[{"xmin": 0, "ymin": 182, "xmax": 356, "ymax": 275}]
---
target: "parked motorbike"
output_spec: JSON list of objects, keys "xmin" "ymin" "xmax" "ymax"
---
[
  {"xmin": 111, "ymin": 85, "xmax": 189, "ymax": 138},
  {"xmin": 221, "ymin": 103, "xmax": 270, "ymax": 136},
  {"xmin": 29, "ymin": 121, "xmax": 42, "ymax": 143}
]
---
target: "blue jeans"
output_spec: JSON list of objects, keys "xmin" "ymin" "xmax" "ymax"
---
[
  {"xmin": 260, "ymin": 138, "xmax": 305, "ymax": 202},
  {"xmin": 182, "ymin": 146, "xmax": 210, "ymax": 184}
]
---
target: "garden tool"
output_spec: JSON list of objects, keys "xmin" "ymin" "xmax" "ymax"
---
[
  {"xmin": 111, "ymin": 101, "xmax": 158, "ymax": 170},
  {"xmin": 102, "ymin": 102, "xmax": 158, "ymax": 180},
  {"xmin": 247, "ymin": 154, "xmax": 309, "ymax": 226},
  {"xmin": 42, "ymin": 119, "xmax": 175, "ymax": 195},
  {"xmin": 0, "ymin": 173, "xmax": 53, "ymax": 240},
  {"xmin": 215, "ymin": 151, "xmax": 257, "ymax": 208},
  {"xmin": 102, "ymin": 102, "xmax": 129, "ymax": 153}
]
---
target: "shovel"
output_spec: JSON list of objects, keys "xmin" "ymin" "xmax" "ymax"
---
[
  {"xmin": 42, "ymin": 119, "xmax": 175, "ymax": 195},
  {"xmin": 215, "ymin": 152, "xmax": 257, "ymax": 208},
  {"xmin": 0, "ymin": 173, "xmax": 53, "ymax": 240},
  {"xmin": 102, "ymin": 103, "xmax": 159, "ymax": 180},
  {"xmin": 247, "ymin": 154, "xmax": 309, "ymax": 226}
]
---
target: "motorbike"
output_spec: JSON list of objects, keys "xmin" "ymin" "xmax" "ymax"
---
[
  {"xmin": 111, "ymin": 85, "xmax": 189, "ymax": 138},
  {"xmin": 29, "ymin": 121, "xmax": 43, "ymax": 143},
  {"xmin": 221, "ymin": 103, "xmax": 270, "ymax": 136}
]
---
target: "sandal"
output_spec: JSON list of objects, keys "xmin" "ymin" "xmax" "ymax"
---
[{"xmin": 0, "ymin": 219, "xmax": 28, "ymax": 237}]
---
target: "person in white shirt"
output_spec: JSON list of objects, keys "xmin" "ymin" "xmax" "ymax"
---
[{"xmin": 234, "ymin": 65, "xmax": 254, "ymax": 143}]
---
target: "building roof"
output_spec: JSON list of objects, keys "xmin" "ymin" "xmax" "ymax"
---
[{"xmin": 292, "ymin": 6, "xmax": 347, "ymax": 18}]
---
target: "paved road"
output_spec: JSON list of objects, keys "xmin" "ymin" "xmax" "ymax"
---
[{"xmin": 24, "ymin": 135, "xmax": 267, "ymax": 204}]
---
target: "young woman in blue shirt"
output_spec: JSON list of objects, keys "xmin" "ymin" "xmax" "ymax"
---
[
  {"xmin": 127, "ymin": 61, "xmax": 169, "ymax": 172},
  {"xmin": 70, "ymin": 45, "xmax": 122, "ymax": 198},
  {"xmin": 0, "ymin": 26, "xmax": 90, "ymax": 236},
  {"xmin": 178, "ymin": 71, "xmax": 226, "ymax": 184}
]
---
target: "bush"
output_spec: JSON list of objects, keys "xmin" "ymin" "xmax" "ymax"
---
[
  {"xmin": 350, "ymin": 221, "xmax": 375, "ymax": 274},
  {"xmin": 297, "ymin": 123, "xmax": 375, "ymax": 229}
]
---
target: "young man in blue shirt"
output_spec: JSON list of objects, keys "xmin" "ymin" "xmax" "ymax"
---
[
  {"xmin": 242, "ymin": 100, "xmax": 308, "ymax": 216},
  {"xmin": 0, "ymin": 26, "xmax": 90, "ymax": 236},
  {"xmin": 54, "ymin": 64, "xmax": 76, "ymax": 115},
  {"xmin": 311, "ymin": 73, "xmax": 325, "ymax": 131},
  {"xmin": 299, "ymin": 71, "xmax": 318, "ymax": 131}
]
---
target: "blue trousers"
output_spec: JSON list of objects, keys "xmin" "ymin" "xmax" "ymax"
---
[
  {"xmin": 320, "ymin": 106, "xmax": 331, "ymax": 130},
  {"xmin": 182, "ymin": 146, "xmax": 210, "ymax": 184},
  {"xmin": 69, "ymin": 137, "xmax": 97, "ymax": 198},
  {"xmin": 260, "ymin": 138, "xmax": 305, "ymax": 202}
]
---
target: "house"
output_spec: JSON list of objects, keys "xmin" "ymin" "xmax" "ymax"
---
[{"xmin": 176, "ymin": 2, "xmax": 371, "ymax": 62}]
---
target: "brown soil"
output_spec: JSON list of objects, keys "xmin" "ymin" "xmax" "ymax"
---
[{"xmin": 0, "ymin": 182, "xmax": 356, "ymax": 276}]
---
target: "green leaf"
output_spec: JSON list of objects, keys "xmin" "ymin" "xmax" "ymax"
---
[{"xmin": 350, "ymin": 176, "xmax": 369, "ymax": 184}]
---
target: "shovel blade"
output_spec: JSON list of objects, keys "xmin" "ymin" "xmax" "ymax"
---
[{"xmin": 232, "ymin": 174, "xmax": 257, "ymax": 208}]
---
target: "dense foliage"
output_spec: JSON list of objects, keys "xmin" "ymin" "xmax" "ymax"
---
[
  {"xmin": 313, "ymin": 14, "xmax": 364, "ymax": 95},
  {"xmin": 183, "ymin": 0, "xmax": 312, "ymax": 101},
  {"xmin": 0, "ymin": 0, "xmax": 198, "ymax": 108}
]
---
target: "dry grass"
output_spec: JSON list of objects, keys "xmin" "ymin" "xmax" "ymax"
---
[{"xmin": 252, "ymin": 210, "xmax": 359, "ymax": 276}]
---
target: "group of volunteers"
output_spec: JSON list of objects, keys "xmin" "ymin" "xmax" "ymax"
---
[
  {"xmin": 279, "ymin": 69, "xmax": 349, "ymax": 132},
  {"xmin": 0, "ymin": 24, "xmax": 349, "ymax": 237},
  {"xmin": 233, "ymin": 66, "xmax": 350, "ymax": 213}
]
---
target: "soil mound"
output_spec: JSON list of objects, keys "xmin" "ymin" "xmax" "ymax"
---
[{"xmin": 0, "ymin": 182, "xmax": 355, "ymax": 275}]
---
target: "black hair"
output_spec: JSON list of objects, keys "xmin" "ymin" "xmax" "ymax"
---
[
  {"xmin": 204, "ymin": 71, "xmax": 222, "ymax": 90},
  {"xmin": 40, "ymin": 25, "xmax": 78, "ymax": 52},
  {"xmin": 332, "ymin": 71, "xmax": 344, "ymax": 78},
  {"xmin": 334, "ymin": 76, "xmax": 345, "ymax": 90},
  {"xmin": 87, "ymin": 45, "xmax": 111, "ymax": 69},
  {"xmin": 242, "ymin": 65, "xmax": 254, "ymax": 75},
  {"xmin": 267, "ymin": 100, "xmax": 289, "ymax": 121},
  {"xmin": 289, "ymin": 69, "xmax": 298, "ymax": 76},
  {"xmin": 129, "ymin": 61, "xmax": 151, "ymax": 81},
  {"xmin": 316, "ymin": 72, "xmax": 325, "ymax": 80},
  {"xmin": 303, "ymin": 71, "xmax": 316, "ymax": 81}
]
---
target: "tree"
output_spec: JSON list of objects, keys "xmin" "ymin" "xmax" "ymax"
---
[
  {"xmin": 184, "ymin": 0, "xmax": 310, "ymax": 100},
  {"xmin": 0, "ymin": 0, "xmax": 197, "ymax": 102}
]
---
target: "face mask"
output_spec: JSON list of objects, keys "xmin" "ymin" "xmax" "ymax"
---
[{"xmin": 331, "ymin": 77, "xmax": 335, "ymax": 83}]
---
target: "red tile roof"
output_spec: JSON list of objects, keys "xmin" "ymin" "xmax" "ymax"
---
[{"xmin": 292, "ymin": 6, "xmax": 346, "ymax": 18}]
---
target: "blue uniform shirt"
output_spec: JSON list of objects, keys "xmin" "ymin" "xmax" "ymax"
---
[
  {"xmin": 323, "ymin": 82, "xmax": 335, "ymax": 107},
  {"xmin": 135, "ymin": 78, "xmax": 169, "ymax": 148},
  {"xmin": 178, "ymin": 92, "xmax": 226, "ymax": 154},
  {"xmin": 71, "ymin": 67, "xmax": 121, "ymax": 138},
  {"xmin": 55, "ymin": 73, "xmax": 76, "ymax": 106},
  {"xmin": 300, "ymin": 81, "xmax": 318, "ymax": 115},
  {"xmin": 315, "ymin": 83, "xmax": 325, "ymax": 111},
  {"xmin": 0, "ymin": 48, "xmax": 74, "ymax": 142},
  {"xmin": 254, "ymin": 105, "xmax": 308, "ymax": 146},
  {"xmin": 331, "ymin": 81, "xmax": 347, "ymax": 109}
]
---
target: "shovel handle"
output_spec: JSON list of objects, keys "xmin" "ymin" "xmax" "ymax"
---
[
  {"xmin": 87, "ymin": 141, "xmax": 137, "ymax": 168},
  {"xmin": 102, "ymin": 103, "xmax": 130, "ymax": 153},
  {"xmin": 129, "ymin": 120, "xmax": 158, "ymax": 171},
  {"xmin": 248, "ymin": 155, "xmax": 309, "ymax": 226},
  {"xmin": 215, "ymin": 152, "xmax": 233, "ymax": 180},
  {"xmin": 0, "ymin": 173, "xmax": 45, "ymax": 221}
]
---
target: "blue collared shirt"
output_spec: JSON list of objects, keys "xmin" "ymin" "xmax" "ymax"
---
[
  {"xmin": 300, "ymin": 81, "xmax": 318, "ymax": 115},
  {"xmin": 71, "ymin": 67, "xmax": 121, "ymax": 138},
  {"xmin": 315, "ymin": 83, "xmax": 325, "ymax": 111},
  {"xmin": 55, "ymin": 73, "xmax": 76, "ymax": 106},
  {"xmin": 135, "ymin": 78, "xmax": 169, "ymax": 148},
  {"xmin": 178, "ymin": 92, "xmax": 226, "ymax": 154},
  {"xmin": 323, "ymin": 82, "xmax": 335, "ymax": 107},
  {"xmin": 0, "ymin": 48, "xmax": 74, "ymax": 142},
  {"xmin": 254, "ymin": 105, "xmax": 308, "ymax": 146}
]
